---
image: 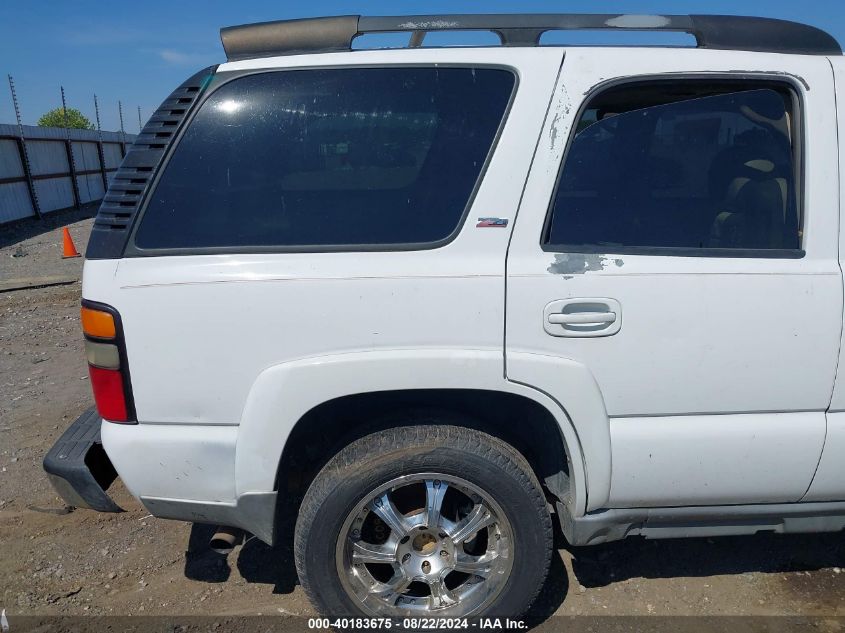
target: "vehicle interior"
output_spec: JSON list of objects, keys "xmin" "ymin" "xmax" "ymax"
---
[{"xmin": 545, "ymin": 80, "xmax": 801, "ymax": 253}]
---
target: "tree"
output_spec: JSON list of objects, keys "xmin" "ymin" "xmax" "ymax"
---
[{"xmin": 37, "ymin": 107, "xmax": 94, "ymax": 130}]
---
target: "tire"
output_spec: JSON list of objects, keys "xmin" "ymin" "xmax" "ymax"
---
[{"xmin": 294, "ymin": 423, "xmax": 553, "ymax": 619}]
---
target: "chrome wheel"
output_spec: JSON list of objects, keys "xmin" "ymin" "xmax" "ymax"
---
[{"xmin": 336, "ymin": 473, "xmax": 514, "ymax": 617}]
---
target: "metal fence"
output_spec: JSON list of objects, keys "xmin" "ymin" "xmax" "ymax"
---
[{"xmin": 0, "ymin": 123, "xmax": 137, "ymax": 225}]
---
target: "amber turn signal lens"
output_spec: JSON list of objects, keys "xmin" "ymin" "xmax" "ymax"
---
[{"xmin": 81, "ymin": 306, "xmax": 116, "ymax": 339}]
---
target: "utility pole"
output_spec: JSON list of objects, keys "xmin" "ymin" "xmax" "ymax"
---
[
  {"xmin": 137, "ymin": 106, "xmax": 142, "ymax": 132},
  {"xmin": 8, "ymin": 75, "xmax": 41, "ymax": 218}
]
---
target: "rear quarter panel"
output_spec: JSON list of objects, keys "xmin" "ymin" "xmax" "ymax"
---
[
  {"xmin": 88, "ymin": 48, "xmax": 592, "ymax": 510},
  {"xmin": 95, "ymin": 48, "xmax": 563, "ymax": 427}
]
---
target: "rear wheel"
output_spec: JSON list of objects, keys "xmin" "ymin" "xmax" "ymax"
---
[{"xmin": 294, "ymin": 423, "xmax": 553, "ymax": 619}]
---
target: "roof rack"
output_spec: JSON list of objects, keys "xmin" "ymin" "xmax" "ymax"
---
[{"xmin": 219, "ymin": 14, "xmax": 842, "ymax": 61}]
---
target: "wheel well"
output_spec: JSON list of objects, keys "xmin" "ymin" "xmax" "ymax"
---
[{"xmin": 275, "ymin": 389, "xmax": 572, "ymax": 513}]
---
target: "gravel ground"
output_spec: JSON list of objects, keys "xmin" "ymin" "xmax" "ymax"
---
[{"xmin": 0, "ymin": 209, "xmax": 843, "ymax": 628}]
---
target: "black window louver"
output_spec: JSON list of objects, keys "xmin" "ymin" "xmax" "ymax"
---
[{"xmin": 85, "ymin": 65, "xmax": 218, "ymax": 259}]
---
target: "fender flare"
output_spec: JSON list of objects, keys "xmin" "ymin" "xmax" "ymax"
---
[
  {"xmin": 507, "ymin": 351, "xmax": 612, "ymax": 511},
  {"xmin": 234, "ymin": 348, "xmax": 595, "ymax": 515}
]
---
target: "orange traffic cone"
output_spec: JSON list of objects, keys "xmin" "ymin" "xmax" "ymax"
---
[{"xmin": 61, "ymin": 227, "xmax": 81, "ymax": 258}]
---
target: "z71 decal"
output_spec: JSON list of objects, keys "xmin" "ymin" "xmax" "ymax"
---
[{"xmin": 476, "ymin": 217, "xmax": 509, "ymax": 228}]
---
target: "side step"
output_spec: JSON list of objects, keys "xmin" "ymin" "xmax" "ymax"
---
[
  {"xmin": 560, "ymin": 501, "xmax": 845, "ymax": 546},
  {"xmin": 43, "ymin": 407, "xmax": 123, "ymax": 512}
]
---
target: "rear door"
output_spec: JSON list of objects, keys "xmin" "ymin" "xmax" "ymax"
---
[{"xmin": 506, "ymin": 48, "xmax": 841, "ymax": 510}]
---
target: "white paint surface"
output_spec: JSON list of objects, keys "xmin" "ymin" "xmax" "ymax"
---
[
  {"xmin": 101, "ymin": 420, "xmax": 238, "ymax": 502},
  {"xmin": 608, "ymin": 413, "xmax": 826, "ymax": 506}
]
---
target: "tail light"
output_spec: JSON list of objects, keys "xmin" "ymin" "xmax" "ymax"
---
[{"xmin": 81, "ymin": 301, "xmax": 136, "ymax": 423}]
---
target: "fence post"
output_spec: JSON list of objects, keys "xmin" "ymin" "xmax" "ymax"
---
[
  {"xmin": 94, "ymin": 94, "xmax": 108, "ymax": 191},
  {"xmin": 118, "ymin": 101, "xmax": 127, "ymax": 158},
  {"xmin": 8, "ymin": 74, "xmax": 41, "ymax": 219},
  {"xmin": 61, "ymin": 86, "xmax": 81, "ymax": 209}
]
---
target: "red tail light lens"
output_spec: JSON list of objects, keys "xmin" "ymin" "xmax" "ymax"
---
[
  {"xmin": 88, "ymin": 366, "xmax": 129, "ymax": 422},
  {"xmin": 81, "ymin": 300, "xmax": 136, "ymax": 424}
]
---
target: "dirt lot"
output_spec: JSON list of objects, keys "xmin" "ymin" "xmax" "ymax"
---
[{"xmin": 0, "ymin": 208, "xmax": 844, "ymax": 628}]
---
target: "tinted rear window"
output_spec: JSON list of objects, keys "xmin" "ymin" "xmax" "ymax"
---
[{"xmin": 134, "ymin": 67, "xmax": 514, "ymax": 250}]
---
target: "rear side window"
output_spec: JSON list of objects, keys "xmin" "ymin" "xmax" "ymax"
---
[
  {"xmin": 134, "ymin": 67, "xmax": 514, "ymax": 251},
  {"xmin": 544, "ymin": 81, "xmax": 801, "ymax": 255}
]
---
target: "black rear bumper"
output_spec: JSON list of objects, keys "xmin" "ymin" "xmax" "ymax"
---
[{"xmin": 42, "ymin": 407, "xmax": 123, "ymax": 512}]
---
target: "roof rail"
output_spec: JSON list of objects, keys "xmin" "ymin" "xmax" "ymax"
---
[{"xmin": 219, "ymin": 14, "xmax": 842, "ymax": 61}]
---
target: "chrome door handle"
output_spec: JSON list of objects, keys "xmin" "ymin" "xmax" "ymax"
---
[{"xmin": 547, "ymin": 312, "xmax": 616, "ymax": 326}]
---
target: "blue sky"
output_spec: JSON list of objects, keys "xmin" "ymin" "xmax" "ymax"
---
[{"xmin": 1, "ymin": 1, "xmax": 843, "ymax": 132}]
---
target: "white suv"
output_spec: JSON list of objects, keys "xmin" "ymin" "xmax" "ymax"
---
[{"xmin": 43, "ymin": 13, "xmax": 845, "ymax": 620}]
